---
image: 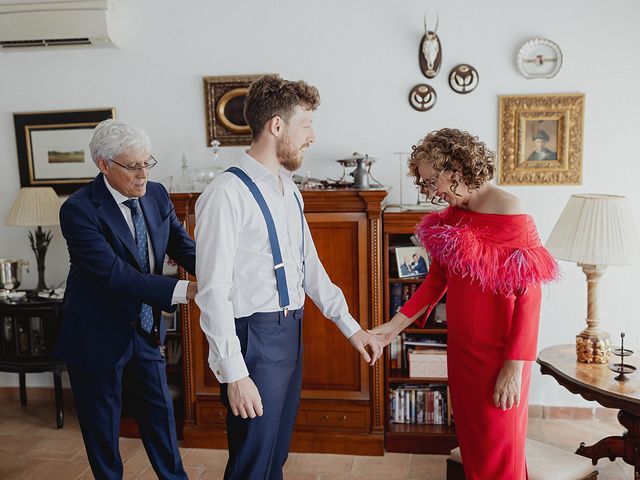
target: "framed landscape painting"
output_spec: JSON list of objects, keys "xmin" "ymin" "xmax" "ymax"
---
[{"xmin": 13, "ymin": 108, "xmax": 115, "ymax": 195}]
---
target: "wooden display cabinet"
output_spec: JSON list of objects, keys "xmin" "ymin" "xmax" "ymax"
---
[
  {"xmin": 172, "ymin": 189, "xmax": 388, "ymax": 456},
  {"xmin": 382, "ymin": 207, "xmax": 458, "ymax": 454}
]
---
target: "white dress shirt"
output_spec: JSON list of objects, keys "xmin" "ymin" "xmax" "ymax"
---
[
  {"xmin": 103, "ymin": 176, "xmax": 189, "ymax": 304},
  {"xmin": 195, "ymin": 152, "xmax": 362, "ymax": 384}
]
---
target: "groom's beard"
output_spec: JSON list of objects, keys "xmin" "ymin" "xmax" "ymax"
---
[{"xmin": 277, "ymin": 133, "xmax": 307, "ymax": 172}]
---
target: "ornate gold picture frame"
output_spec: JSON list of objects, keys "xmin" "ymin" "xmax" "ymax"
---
[
  {"xmin": 203, "ymin": 74, "xmax": 265, "ymax": 146},
  {"xmin": 498, "ymin": 93, "xmax": 585, "ymax": 185}
]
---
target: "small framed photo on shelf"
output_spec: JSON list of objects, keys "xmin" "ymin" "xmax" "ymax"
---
[
  {"xmin": 162, "ymin": 311, "xmax": 177, "ymax": 332},
  {"xmin": 395, "ymin": 246, "xmax": 429, "ymax": 278}
]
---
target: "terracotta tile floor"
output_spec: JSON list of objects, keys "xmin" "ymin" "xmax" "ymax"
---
[{"xmin": 0, "ymin": 393, "xmax": 633, "ymax": 479}]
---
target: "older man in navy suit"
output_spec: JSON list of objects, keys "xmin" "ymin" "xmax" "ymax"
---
[{"xmin": 55, "ymin": 119, "xmax": 196, "ymax": 479}]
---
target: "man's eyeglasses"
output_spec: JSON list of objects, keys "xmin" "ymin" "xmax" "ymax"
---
[{"xmin": 110, "ymin": 155, "xmax": 158, "ymax": 171}]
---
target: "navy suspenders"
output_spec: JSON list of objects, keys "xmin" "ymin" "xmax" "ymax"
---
[{"xmin": 226, "ymin": 167, "xmax": 304, "ymax": 315}]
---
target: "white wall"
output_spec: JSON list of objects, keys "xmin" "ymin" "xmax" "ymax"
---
[{"xmin": 1, "ymin": 0, "xmax": 639, "ymax": 406}]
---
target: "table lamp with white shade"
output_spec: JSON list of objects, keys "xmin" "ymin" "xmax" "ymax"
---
[
  {"xmin": 546, "ymin": 194, "xmax": 640, "ymax": 364},
  {"xmin": 5, "ymin": 187, "xmax": 61, "ymax": 291}
]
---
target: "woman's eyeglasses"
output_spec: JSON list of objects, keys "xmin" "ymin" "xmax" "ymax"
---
[{"xmin": 415, "ymin": 177, "xmax": 438, "ymax": 191}]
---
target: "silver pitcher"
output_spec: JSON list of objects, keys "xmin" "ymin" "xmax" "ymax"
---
[
  {"xmin": 352, "ymin": 157, "xmax": 370, "ymax": 189},
  {"xmin": 0, "ymin": 258, "xmax": 29, "ymax": 293}
]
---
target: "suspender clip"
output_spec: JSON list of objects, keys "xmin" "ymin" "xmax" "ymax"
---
[
  {"xmin": 274, "ymin": 263, "xmax": 284, "ymax": 270},
  {"xmin": 283, "ymin": 307, "xmax": 289, "ymax": 317}
]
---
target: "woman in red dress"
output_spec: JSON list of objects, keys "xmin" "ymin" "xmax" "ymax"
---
[{"xmin": 372, "ymin": 129, "xmax": 558, "ymax": 479}]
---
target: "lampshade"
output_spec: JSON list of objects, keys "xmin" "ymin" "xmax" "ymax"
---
[
  {"xmin": 5, "ymin": 187, "xmax": 61, "ymax": 227},
  {"xmin": 546, "ymin": 194, "xmax": 640, "ymax": 266}
]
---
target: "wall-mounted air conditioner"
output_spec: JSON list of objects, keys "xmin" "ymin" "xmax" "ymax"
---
[{"xmin": 0, "ymin": 0, "xmax": 120, "ymax": 50}]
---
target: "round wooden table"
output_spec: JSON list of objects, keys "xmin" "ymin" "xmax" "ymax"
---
[{"xmin": 538, "ymin": 344, "xmax": 640, "ymax": 479}]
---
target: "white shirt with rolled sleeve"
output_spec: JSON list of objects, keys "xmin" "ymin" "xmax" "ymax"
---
[{"xmin": 195, "ymin": 152, "xmax": 361, "ymax": 384}]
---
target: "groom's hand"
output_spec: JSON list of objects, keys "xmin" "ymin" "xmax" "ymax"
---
[
  {"xmin": 349, "ymin": 329, "xmax": 384, "ymax": 366},
  {"xmin": 227, "ymin": 376, "xmax": 263, "ymax": 419}
]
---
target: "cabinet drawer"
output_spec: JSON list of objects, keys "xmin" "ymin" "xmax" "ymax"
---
[
  {"xmin": 197, "ymin": 403, "xmax": 227, "ymax": 426},
  {"xmin": 295, "ymin": 406, "xmax": 369, "ymax": 432}
]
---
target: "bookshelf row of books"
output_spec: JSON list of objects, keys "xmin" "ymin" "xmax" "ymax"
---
[
  {"xmin": 389, "ymin": 283, "xmax": 446, "ymax": 325},
  {"xmin": 389, "ymin": 385, "xmax": 451, "ymax": 425},
  {"xmin": 390, "ymin": 333, "xmax": 447, "ymax": 371}
]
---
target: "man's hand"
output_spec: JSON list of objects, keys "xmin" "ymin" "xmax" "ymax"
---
[
  {"xmin": 493, "ymin": 360, "xmax": 524, "ymax": 410},
  {"xmin": 227, "ymin": 376, "xmax": 263, "ymax": 419},
  {"xmin": 186, "ymin": 282, "xmax": 198, "ymax": 301},
  {"xmin": 349, "ymin": 329, "xmax": 384, "ymax": 366}
]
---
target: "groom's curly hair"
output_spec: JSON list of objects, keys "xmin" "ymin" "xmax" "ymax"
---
[{"xmin": 244, "ymin": 74, "xmax": 320, "ymax": 140}]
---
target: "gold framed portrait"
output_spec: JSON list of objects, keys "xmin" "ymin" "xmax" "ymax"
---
[
  {"xmin": 498, "ymin": 93, "xmax": 585, "ymax": 185},
  {"xmin": 203, "ymin": 74, "xmax": 266, "ymax": 147}
]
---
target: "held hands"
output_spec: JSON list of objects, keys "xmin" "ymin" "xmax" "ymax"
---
[
  {"xmin": 493, "ymin": 359, "xmax": 524, "ymax": 410},
  {"xmin": 186, "ymin": 282, "xmax": 198, "ymax": 301},
  {"xmin": 227, "ymin": 376, "xmax": 263, "ymax": 419},
  {"xmin": 349, "ymin": 329, "xmax": 384, "ymax": 366},
  {"xmin": 367, "ymin": 311, "xmax": 413, "ymax": 348}
]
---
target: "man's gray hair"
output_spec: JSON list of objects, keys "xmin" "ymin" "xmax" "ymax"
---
[{"xmin": 89, "ymin": 119, "xmax": 152, "ymax": 166}]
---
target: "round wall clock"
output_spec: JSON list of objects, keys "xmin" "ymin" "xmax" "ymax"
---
[{"xmin": 516, "ymin": 38, "xmax": 563, "ymax": 79}]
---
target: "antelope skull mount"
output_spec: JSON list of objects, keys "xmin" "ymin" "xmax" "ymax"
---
[{"xmin": 419, "ymin": 13, "xmax": 442, "ymax": 79}]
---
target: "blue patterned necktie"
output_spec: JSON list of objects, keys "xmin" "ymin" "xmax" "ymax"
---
[{"xmin": 123, "ymin": 199, "xmax": 154, "ymax": 333}]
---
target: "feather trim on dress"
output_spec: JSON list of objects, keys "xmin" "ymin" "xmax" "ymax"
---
[{"xmin": 415, "ymin": 209, "xmax": 559, "ymax": 296}]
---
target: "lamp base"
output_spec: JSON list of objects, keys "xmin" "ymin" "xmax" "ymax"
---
[{"xmin": 576, "ymin": 331, "xmax": 611, "ymax": 364}]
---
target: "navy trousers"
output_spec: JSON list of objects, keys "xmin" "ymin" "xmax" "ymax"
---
[
  {"xmin": 67, "ymin": 329, "xmax": 187, "ymax": 480},
  {"xmin": 221, "ymin": 308, "xmax": 304, "ymax": 480}
]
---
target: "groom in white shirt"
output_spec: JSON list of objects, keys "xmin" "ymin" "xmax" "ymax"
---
[{"xmin": 195, "ymin": 74, "xmax": 383, "ymax": 480}]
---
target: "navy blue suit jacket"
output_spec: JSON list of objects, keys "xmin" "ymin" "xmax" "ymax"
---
[{"xmin": 55, "ymin": 174, "xmax": 196, "ymax": 372}]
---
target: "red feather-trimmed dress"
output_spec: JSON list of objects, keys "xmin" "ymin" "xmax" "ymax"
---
[{"xmin": 400, "ymin": 207, "xmax": 558, "ymax": 480}]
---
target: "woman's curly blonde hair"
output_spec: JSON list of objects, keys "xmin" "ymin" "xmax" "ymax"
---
[{"xmin": 408, "ymin": 128, "xmax": 495, "ymax": 196}]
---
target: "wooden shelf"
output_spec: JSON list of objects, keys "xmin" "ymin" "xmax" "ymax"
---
[
  {"xmin": 388, "ymin": 368, "xmax": 448, "ymax": 384},
  {"xmin": 383, "ymin": 209, "xmax": 457, "ymax": 454},
  {"xmin": 388, "ymin": 422, "xmax": 455, "ymax": 435},
  {"xmin": 388, "ymin": 277, "xmax": 424, "ymax": 284},
  {"xmin": 385, "ymin": 423, "xmax": 457, "ymax": 454},
  {"xmin": 404, "ymin": 327, "xmax": 447, "ymax": 335}
]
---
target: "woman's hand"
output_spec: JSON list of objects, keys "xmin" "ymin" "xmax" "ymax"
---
[
  {"xmin": 367, "ymin": 312, "xmax": 413, "ymax": 347},
  {"xmin": 493, "ymin": 360, "xmax": 524, "ymax": 410}
]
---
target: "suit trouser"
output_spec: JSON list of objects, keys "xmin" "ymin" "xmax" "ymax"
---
[
  {"xmin": 221, "ymin": 308, "xmax": 304, "ymax": 480},
  {"xmin": 67, "ymin": 329, "xmax": 187, "ymax": 480}
]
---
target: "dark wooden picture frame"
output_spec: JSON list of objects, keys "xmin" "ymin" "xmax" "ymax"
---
[
  {"xmin": 203, "ymin": 74, "xmax": 265, "ymax": 147},
  {"xmin": 13, "ymin": 108, "xmax": 116, "ymax": 195}
]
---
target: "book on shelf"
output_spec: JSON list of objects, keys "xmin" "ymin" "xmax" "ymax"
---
[
  {"xmin": 433, "ymin": 303, "xmax": 446, "ymax": 325},
  {"xmin": 389, "ymin": 384, "xmax": 449, "ymax": 425}
]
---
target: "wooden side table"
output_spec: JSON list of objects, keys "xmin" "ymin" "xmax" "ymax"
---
[
  {"xmin": 0, "ymin": 292, "xmax": 66, "ymax": 428},
  {"xmin": 538, "ymin": 344, "xmax": 640, "ymax": 479}
]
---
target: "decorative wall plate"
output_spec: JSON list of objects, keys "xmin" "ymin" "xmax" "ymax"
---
[
  {"xmin": 516, "ymin": 38, "xmax": 563, "ymax": 79},
  {"xmin": 448, "ymin": 64, "xmax": 479, "ymax": 94},
  {"xmin": 409, "ymin": 84, "xmax": 437, "ymax": 111}
]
